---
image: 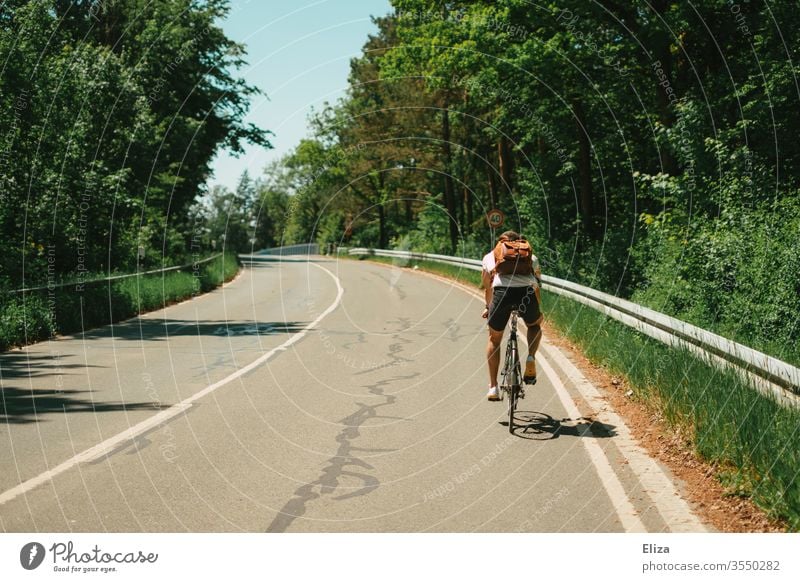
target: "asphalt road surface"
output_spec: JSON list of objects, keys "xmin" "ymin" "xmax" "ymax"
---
[{"xmin": 0, "ymin": 255, "xmax": 707, "ymax": 532}]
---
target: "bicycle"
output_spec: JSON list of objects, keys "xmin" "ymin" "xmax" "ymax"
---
[{"xmin": 499, "ymin": 310, "xmax": 524, "ymax": 433}]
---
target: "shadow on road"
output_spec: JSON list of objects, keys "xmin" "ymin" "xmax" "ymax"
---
[
  {"xmin": 504, "ymin": 411, "xmax": 617, "ymax": 441},
  {"xmin": 0, "ymin": 353, "xmax": 155, "ymax": 425},
  {"xmin": 0, "ymin": 386, "xmax": 170, "ymax": 425},
  {"xmin": 78, "ymin": 319, "xmax": 308, "ymax": 341},
  {"xmin": 0, "ymin": 352, "xmax": 104, "ymax": 380},
  {"xmin": 0, "ymin": 316, "xmax": 304, "ymax": 423}
]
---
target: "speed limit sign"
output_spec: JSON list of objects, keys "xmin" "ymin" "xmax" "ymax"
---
[{"xmin": 486, "ymin": 209, "xmax": 505, "ymax": 228}]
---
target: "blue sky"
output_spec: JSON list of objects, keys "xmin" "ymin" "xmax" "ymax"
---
[{"xmin": 209, "ymin": 0, "xmax": 393, "ymax": 192}]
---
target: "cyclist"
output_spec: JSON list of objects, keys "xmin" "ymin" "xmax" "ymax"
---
[{"xmin": 481, "ymin": 230, "xmax": 542, "ymax": 401}]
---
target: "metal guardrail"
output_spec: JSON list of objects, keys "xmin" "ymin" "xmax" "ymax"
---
[
  {"xmin": 348, "ymin": 247, "xmax": 800, "ymax": 405},
  {"xmin": 7, "ymin": 253, "xmax": 224, "ymax": 295},
  {"xmin": 258, "ymin": 243, "xmax": 319, "ymax": 256}
]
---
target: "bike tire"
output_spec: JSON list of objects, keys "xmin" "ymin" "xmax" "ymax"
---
[
  {"xmin": 500, "ymin": 341, "xmax": 513, "ymax": 402},
  {"xmin": 507, "ymin": 384, "xmax": 517, "ymax": 433},
  {"xmin": 507, "ymin": 346, "xmax": 520, "ymax": 432}
]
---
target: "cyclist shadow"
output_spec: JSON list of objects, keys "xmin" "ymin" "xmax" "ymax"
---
[{"xmin": 502, "ymin": 411, "xmax": 617, "ymax": 441}]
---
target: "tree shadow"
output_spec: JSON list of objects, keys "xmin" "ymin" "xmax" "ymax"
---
[
  {"xmin": 0, "ymin": 386, "xmax": 170, "ymax": 425},
  {"xmin": 0, "ymin": 352, "xmax": 104, "ymax": 380},
  {"xmin": 0, "ymin": 316, "xmax": 303, "ymax": 424},
  {"xmin": 503, "ymin": 411, "xmax": 618, "ymax": 441},
  {"xmin": 78, "ymin": 319, "xmax": 308, "ymax": 341}
]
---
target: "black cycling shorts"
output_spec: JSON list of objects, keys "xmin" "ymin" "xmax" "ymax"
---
[{"xmin": 488, "ymin": 286, "xmax": 541, "ymax": 332}]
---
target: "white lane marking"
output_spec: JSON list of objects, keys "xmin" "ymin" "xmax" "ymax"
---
[
  {"xmin": 537, "ymin": 355, "xmax": 647, "ymax": 532},
  {"xmin": 0, "ymin": 262, "xmax": 343, "ymax": 508},
  {"xmin": 540, "ymin": 343, "xmax": 708, "ymax": 532}
]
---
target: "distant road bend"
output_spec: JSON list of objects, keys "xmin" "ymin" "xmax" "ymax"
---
[{"xmin": 0, "ymin": 254, "xmax": 707, "ymax": 532}]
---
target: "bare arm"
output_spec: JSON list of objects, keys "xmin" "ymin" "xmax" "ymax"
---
[{"xmin": 481, "ymin": 269, "xmax": 492, "ymax": 318}]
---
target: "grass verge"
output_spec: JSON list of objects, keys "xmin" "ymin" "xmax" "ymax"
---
[
  {"xmin": 0, "ymin": 252, "xmax": 240, "ymax": 351},
  {"xmin": 545, "ymin": 290, "xmax": 799, "ymax": 530},
  {"xmin": 346, "ymin": 252, "xmax": 800, "ymax": 530}
]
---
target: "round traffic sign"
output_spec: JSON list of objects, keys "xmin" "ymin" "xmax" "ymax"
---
[{"xmin": 486, "ymin": 209, "xmax": 505, "ymax": 228}]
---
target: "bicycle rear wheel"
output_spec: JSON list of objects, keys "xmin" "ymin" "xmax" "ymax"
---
[
  {"xmin": 507, "ymin": 340, "xmax": 520, "ymax": 433},
  {"xmin": 507, "ymin": 384, "xmax": 517, "ymax": 433},
  {"xmin": 500, "ymin": 339, "xmax": 514, "ymax": 401}
]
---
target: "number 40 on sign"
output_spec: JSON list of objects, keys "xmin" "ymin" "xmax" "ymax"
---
[{"xmin": 486, "ymin": 209, "xmax": 505, "ymax": 228}]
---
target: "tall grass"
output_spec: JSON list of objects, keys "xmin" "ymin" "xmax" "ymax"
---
[
  {"xmin": 0, "ymin": 253, "xmax": 240, "ymax": 350},
  {"xmin": 350, "ymin": 253, "xmax": 800, "ymax": 530},
  {"xmin": 544, "ymin": 290, "xmax": 800, "ymax": 529}
]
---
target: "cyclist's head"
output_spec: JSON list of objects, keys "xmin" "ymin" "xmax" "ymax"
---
[{"xmin": 498, "ymin": 230, "xmax": 521, "ymax": 242}]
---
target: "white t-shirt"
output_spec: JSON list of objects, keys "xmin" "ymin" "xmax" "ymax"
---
[{"xmin": 482, "ymin": 251, "xmax": 540, "ymax": 289}]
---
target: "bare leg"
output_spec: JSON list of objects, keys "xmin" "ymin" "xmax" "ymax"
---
[
  {"xmin": 526, "ymin": 315, "xmax": 543, "ymax": 358},
  {"xmin": 487, "ymin": 328, "xmax": 504, "ymax": 386}
]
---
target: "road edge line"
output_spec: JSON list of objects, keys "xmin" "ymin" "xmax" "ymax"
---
[
  {"xmin": 540, "ymin": 342, "xmax": 708, "ymax": 532},
  {"xmin": 536, "ymin": 355, "xmax": 647, "ymax": 532}
]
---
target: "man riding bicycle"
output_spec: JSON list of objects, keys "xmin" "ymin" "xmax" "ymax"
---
[{"xmin": 481, "ymin": 231, "xmax": 542, "ymax": 401}]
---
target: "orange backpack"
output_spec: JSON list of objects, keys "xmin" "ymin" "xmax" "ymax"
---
[{"xmin": 493, "ymin": 239, "xmax": 534, "ymax": 276}]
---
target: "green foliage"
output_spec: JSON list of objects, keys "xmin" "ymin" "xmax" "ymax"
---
[
  {"xmin": 327, "ymin": 0, "xmax": 800, "ymax": 517},
  {"xmin": 633, "ymin": 197, "xmax": 800, "ymax": 365},
  {"xmin": 253, "ymin": 167, "xmax": 291, "ymax": 249},
  {"xmin": 200, "ymin": 179, "xmax": 256, "ymax": 254},
  {"xmin": 0, "ymin": 0, "xmax": 268, "ymax": 286},
  {"xmin": 0, "ymin": 253, "xmax": 239, "ymax": 351},
  {"xmin": 0, "ymin": 295, "xmax": 56, "ymax": 349},
  {"xmin": 397, "ymin": 202, "xmax": 451, "ymax": 254}
]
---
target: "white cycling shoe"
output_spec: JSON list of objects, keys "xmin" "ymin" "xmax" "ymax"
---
[{"xmin": 486, "ymin": 385, "xmax": 501, "ymax": 401}]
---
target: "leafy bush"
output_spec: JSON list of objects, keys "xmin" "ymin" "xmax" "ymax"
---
[
  {"xmin": 0, "ymin": 295, "xmax": 56, "ymax": 350},
  {"xmin": 633, "ymin": 197, "xmax": 800, "ymax": 366}
]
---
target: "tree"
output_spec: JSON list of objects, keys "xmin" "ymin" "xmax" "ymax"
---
[{"xmin": 0, "ymin": 0, "xmax": 269, "ymax": 285}]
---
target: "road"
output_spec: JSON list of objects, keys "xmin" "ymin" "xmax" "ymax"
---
[{"xmin": 0, "ymin": 255, "xmax": 707, "ymax": 532}]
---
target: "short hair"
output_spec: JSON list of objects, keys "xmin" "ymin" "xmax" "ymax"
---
[{"xmin": 498, "ymin": 230, "xmax": 520, "ymax": 242}]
